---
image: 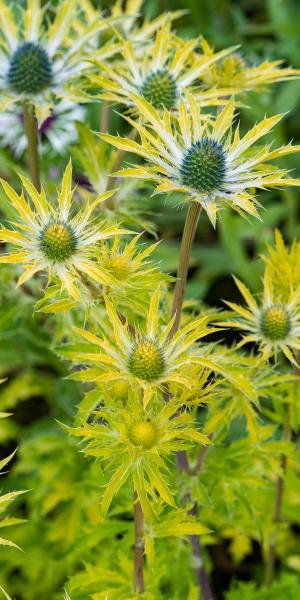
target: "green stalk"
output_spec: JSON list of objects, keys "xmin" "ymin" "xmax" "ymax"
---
[
  {"xmin": 168, "ymin": 201, "xmax": 201, "ymax": 339},
  {"xmin": 169, "ymin": 201, "xmax": 214, "ymax": 600},
  {"xmin": 100, "ymin": 100, "xmax": 111, "ymax": 134},
  {"xmin": 23, "ymin": 103, "xmax": 41, "ymax": 191}
]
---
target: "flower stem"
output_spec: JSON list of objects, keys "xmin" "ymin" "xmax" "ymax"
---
[
  {"xmin": 170, "ymin": 201, "xmax": 214, "ymax": 600},
  {"xmin": 101, "ymin": 100, "xmax": 111, "ymax": 133},
  {"xmin": 169, "ymin": 201, "xmax": 201, "ymax": 339},
  {"xmin": 265, "ymin": 420, "xmax": 291, "ymax": 586},
  {"xmin": 23, "ymin": 103, "xmax": 41, "ymax": 191},
  {"xmin": 134, "ymin": 491, "xmax": 145, "ymax": 594},
  {"xmin": 177, "ymin": 455, "xmax": 214, "ymax": 600}
]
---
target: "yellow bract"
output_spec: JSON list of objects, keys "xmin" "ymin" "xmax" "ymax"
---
[
  {"xmin": 201, "ymin": 42, "xmax": 300, "ymax": 93},
  {"xmin": 73, "ymin": 287, "xmax": 221, "ymax": 407},
  {"xmin": 66, "ymin": 390, "xmax": 211, "ymax": 518},
  {"xmin": 263, "ymin": 229, "xmax": 300, "ymax": 302}
]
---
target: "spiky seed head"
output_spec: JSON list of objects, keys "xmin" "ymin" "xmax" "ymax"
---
[
  {"xmin": 131, "ymin": 420, "xmax": 156, "ymax": 449},
  {"xmin": 260, "ymin": 305, "xmax": 291, "ymax": 341},
  {"xmin": 40, "ymin": 222, "xmax": 77, "ymax": 263},
  {"xmin": 221, "ymin": 54, "xmax": 245, "ymax": 74},
  {"xmin": 180, "ymin": 138, "xmax": 226, "ymax": 194},
  {"xmin": 141, "ymin": 69, "xmax": 178, "ymax": 110},
  {"xmin": 218, "ymin": 54, "xmax": 246, "ymax": 83},
  {"xmin": 8, "ymin": 42, "xmax": 52, "ymax": 95},
  {"xmin": 105, "ymin": 255, "xmax": 131, "ymax": 281},
  {"xmin": 128, "ymin": 339, "xmax": 165, "ymax": 382},
  {"xmin": 112, "ymin": 380, "xmax": 130, "ymax": 402}
]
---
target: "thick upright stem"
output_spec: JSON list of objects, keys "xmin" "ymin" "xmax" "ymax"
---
[
  {"xmin": 101, "ymin": 100, "xmax": 111, "ymax": 133},
  {"xmin": 265, "ymin": 421, "xmax": 291, "ymax": 586},
  {"xmin": 134, "ymin": 491, "xmax": 144, "ymax": 594},
  {"xmin": 190, "ymin": 536, "xmax": 214, "ymax": 600},
  {"xmin": 23, "ymin": 103, "xmax": 41, "ymax": 191},
  {"xmin": 170, "ymin": 201, "xmax": 214, "ymax": 600},
  {"xmin": 169, "ymin": 201, "xmax": 201, "ymax": 339}
]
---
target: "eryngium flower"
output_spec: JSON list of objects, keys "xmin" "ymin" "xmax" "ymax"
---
[
  {"xmin": 72, "ymin": 287, "xmax": 220, "ymax": 407},
  {"xmin": 0, "ymin": 161, "xmax": 129, "ymax": 300},
  {"xmin": 201, "ymin": 49, "xmax": 300, "ymax": 94},
  {"xmin": 89, "ymin": 24, "xmax": 235, "ymax": 111},
  {"xmin": 0, "ymin": 0, "xmax": 116, "ymax": 116},
  {"xmin": 67, "ymin": 390, "xmax": 210, "ymax": 517},
  {"xmin": 100, "ymin": 95, "xmax": 300, "ymax": 226},
  {"xmin": 98, "ymin": 234, "xmax": 171, "ymax": 314},
  {"xmin": 224, "ymin": 273, "xmax": 300, "ymax": 366}
]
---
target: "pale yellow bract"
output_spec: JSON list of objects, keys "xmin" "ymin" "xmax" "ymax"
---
[
  {"xmin": 81, "ymin": 0, "xmax": 185, "ymax": 45},
  {"xmin": 200, "ymin": 43, "xmax": 300, "ymax": 93},
  {"xmin": 73, "ymin": 287, "xmax": 220, "ymax": 407},
  {"xmin": 263, "ymin": 229, "xmax": 300, "ymax": 302}
]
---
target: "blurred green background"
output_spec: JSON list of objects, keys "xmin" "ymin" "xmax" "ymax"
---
[{"xmin": 1, "ymin": 1, "xmax": 300, "ymax": 598}]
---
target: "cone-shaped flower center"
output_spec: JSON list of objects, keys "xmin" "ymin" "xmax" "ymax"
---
[
  {"xmin": 105, "ymin": 254, "xmax": 131, "ymax": 281},
  {"xmin": 113, "ymin": 380, "xmax": 129, "ymax": 402},
  {"xmin": 8, "ymin": 42, "xmax": 53, "ymax": 95},
  {"xmin": 260, "ymin": 305, "xmax": 291, "ymax": 341},
  {"xmin": 220, "ymin": 55, "xmax": 245, "ymax": 77},
  {"xmin": 40, "ymin": 222, "xmax": 77, "ymax": 263},
  {"xmin": 131, "ymin": 420, "xmax": 156, "ymax": 449},
  {"xmin": 128, "ymin": 338, "xmax": 165, "ymax": 382},
  {"xmin": 180, "ymin": 138, "xmax": 226, "ymax": 194},
  {"xmin": 141, "ymin": 69, "xmax": 178, "ymax": 110}
]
